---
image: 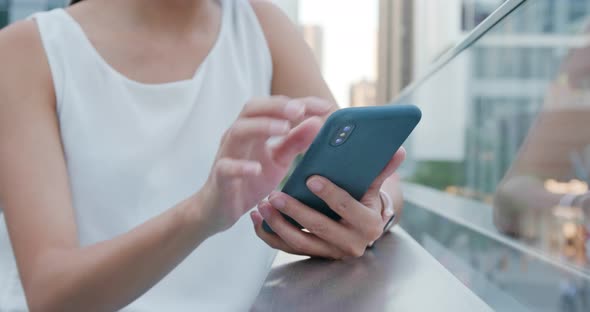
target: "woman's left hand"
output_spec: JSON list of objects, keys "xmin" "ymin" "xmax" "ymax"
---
[{"xmin": 250, "ymin": 148, "xmax": 406, "ymax": 260}]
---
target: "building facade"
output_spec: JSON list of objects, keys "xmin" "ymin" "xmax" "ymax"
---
[
  {"xmin": 349, "ymin": 79, "xmax": 377, "ymax": 107},
  {"xmin": 376, "ymin": 0, "xmax": 414, "ymax": 105},
  {"xmin": 406, "ymin": 0, "xmax": 590, "ymax": 198}
]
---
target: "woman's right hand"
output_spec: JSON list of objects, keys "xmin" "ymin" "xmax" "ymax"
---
[{"xmin": 196, "ymin": 96, "xmax": 334, "ymax": 235}]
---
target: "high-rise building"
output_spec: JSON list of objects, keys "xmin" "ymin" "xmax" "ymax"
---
[
  {"xmin": 462, "ymin": 0, "xmax": 588, "ymax": 194},
  {"xmin": 272, "ymin": 0, "xmax": 299, "ymax": 24},
  {"xmin": 408, "ymin": 0, "xmax": 588, "ymax": 197},
  {"xmin": 301, "ymin": 24, "xmax": 324, "ymax": 73},
  {"xmin": 376, "ymin": 0, "xmax": 414, "ymax": 105},
  {"xmin": 349, "ymin": 79, "xmax": 377, "ymax": 107}
]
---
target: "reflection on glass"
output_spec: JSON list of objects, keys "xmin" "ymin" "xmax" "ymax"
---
[
  {"xmin": 494, "ymin": 45, "xmax": 590, "ymax": 266},
  {"xmin": 399, "ymin": 0, "xmax": 590, "ymax": 302}
]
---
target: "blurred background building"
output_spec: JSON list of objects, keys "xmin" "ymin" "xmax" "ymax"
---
[
  {"xmin": 349, "ymin": 78, "xmax": 377, "ymax": 107},
  {"xmin": 462, "ymin": 0, "xmax": 590, "ymax": 197},
  {"xmin": 376, "ymin": 0, "xmax": 414, "ymax": 105},
  {"xmin": 407, "ymin": 0, "xmax": 590, "ymax": 199}
]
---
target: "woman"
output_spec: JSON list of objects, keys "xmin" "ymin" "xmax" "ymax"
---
[{"xmin": 0, "ymin": 0, "xmax": 405, "ymax": 311}]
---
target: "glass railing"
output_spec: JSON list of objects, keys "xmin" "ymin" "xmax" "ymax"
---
[{"xmin": 395, "ymin": 0, "xmax": 590, "ymax": 310}]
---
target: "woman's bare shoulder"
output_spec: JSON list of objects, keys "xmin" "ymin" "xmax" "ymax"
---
[
  {"xmin": 248, "ymin": 0, "xmax": 296, "ymax": 39},
  {"xmin": 0, "ymin": 19, "xmax": 52, "ymax": 100}
]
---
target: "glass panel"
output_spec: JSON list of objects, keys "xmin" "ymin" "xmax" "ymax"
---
[
  {"xmin": 399, "ymin": 0, "xmax": 590, "ymax": 283},
  {"xmin": 400, "ymin": 202, "xmax": 590, "ymax": 312}
]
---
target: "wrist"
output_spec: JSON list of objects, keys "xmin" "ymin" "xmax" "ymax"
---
[
  {"xmin": 379, "ymin": 190, "xmax": 396, "ymax": 232},
  {"xmin": 183, "ymin": 186, "xmax": 217, "ymax": 238},
  {"xmin": 368, "ymin": 190, "xmax": 396, "ymax": 248}
]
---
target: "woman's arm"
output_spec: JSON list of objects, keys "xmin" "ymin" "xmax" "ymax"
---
[
  {"xmin": 250, "ymin": 0, "xmax": 337, "ymax": 103},
  {"xmin": 0, "ymin": 20, "xmax": 328, "ymax": 311},
  {"xmin": 0, "ymin": 21, "xmax": 214, "ymax": 312}
]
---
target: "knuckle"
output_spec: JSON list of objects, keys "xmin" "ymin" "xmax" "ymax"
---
[
  {"xmin": 346, "ymin": 245, "xmax": 366, "ymax": 258},
  {"xmin": 273, "ymin": 95, "xmax": 290, "ymax": 103},
  {"xmin": 353, "ymin": 248, "xmax": 365, "ymax": 258},
  {"xmin": 363, "ymin": 217, "xmax": 384, "ymax": 241},
  {"xmin": 306, "ymin": 222, "xmax": 329, "ymax": 237},
  {"xmin": 224, "ymin": 125, "xmax": 238, "ymax": 140},
  {"xmin": 242, "ymin": 99, "xmax": 257, "ymax": 111},
  {"xmin": 335, "ymin": 199, "xmax": 351, "ymax": 214},
  {"xmin": 288, "ymin": 238, "xmax": 307, "ymax": 252},
  {"xmin": 214, "ymin": 158, "xmax": 229, "ymax": 173},
  {"xmin": 264, "ymin": 212, "xmax": 277, "ymax": 225},
  {"xmin": 330, "ymin": 251, "xmax": 345, "ymax": 260},
  {"xmin": 366, "ymin": 226, "xmax": 383, "ymax": 242}
]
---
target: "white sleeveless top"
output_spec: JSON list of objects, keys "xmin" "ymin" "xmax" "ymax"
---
[{"xmin": 0, "ymin": 1, "xmax": 278, "ymax": 311}]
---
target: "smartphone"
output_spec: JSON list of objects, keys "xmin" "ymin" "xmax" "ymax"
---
[{"xmin": 262, "ymin": 104, "xmax": 422, "ymax": 233}]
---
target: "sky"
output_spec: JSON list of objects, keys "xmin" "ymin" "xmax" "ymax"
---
[{"xmin": 299, "ymin": 0, "xmax": 378, "ymax": 106}]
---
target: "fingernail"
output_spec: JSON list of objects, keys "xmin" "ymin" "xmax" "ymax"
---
[
  {"xmin": 285, "ymin": 100, "xmax": 305, "ymax": 118},
  {"xmin": 258, "ymin": 202, "xmax": 271, "ymax": 219},
  {"xmin": 250, "ymin": 211, "xmax": 264, "ymax": 225},
  {"xmin": 269, "ymin": 194, "xmax": 286, "ymax": 209},
  {"xmin": 270, "ymin": 120, "xmax": 290, "ymax": 135},
  {"xmin": 307, "ymin": 177, "xmax": 324, "ymax": 192}
]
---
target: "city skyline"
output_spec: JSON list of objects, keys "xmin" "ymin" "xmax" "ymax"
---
[
  {"xmin": 349, "ymin": 79, "xmax": 376, "ymax": 107},
  {"xmin": 299, "ymin": 0, "xmax": 378, "ymax": 107}
]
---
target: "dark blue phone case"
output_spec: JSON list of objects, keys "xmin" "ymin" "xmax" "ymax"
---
[{"xmin": 262, "ymin": 104, "xmax": 421, "ymax": 233}]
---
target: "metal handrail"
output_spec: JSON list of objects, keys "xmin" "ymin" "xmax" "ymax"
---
[{"xmin": 392, "ymin": 0, "xmax": 527, "ymax": 103}]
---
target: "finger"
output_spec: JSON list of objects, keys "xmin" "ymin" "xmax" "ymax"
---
[
  {"xmin": 214, "ymin": 158, "xmax": 262, "ymax": 178},
  {"xmin": 379, "ymin": 190, "xmax": 395, "ymax": 221},
  {"xmin": 298, "ymin": 97, "xmax": 337, "ymax": 118},
  {"xmin": 250, "ymin": 210, "xmax": 300, "ymax": 254},
  {"xmin": 256, "ymin": 201, "xmax": 345, "ymax": 259},
  {"xmin": 226, "ymin": 117, "xmax": 291, "ymax": 141},
  {"xmin": 303, "ymin": 177, "xmax": 383, "ymax": 243},
  {"xmin": 270, "ymin": 116, "xmax": 323, "ymax": 167},
  {"xmin": 241, "ymin": 96, "xmax": 305, "ymax": 122},
  {"xmin": 365, "ymin": 147, "xmax": 407, "ymax": 198},
  {"xmin": 267, "ymin": 192, "xmax": 370, "ymax": 258}
]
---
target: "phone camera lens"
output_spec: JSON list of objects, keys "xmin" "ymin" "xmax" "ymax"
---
[{"xmin": 331, "ymin": 124, "xmax": 354, "ymax": 146}]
